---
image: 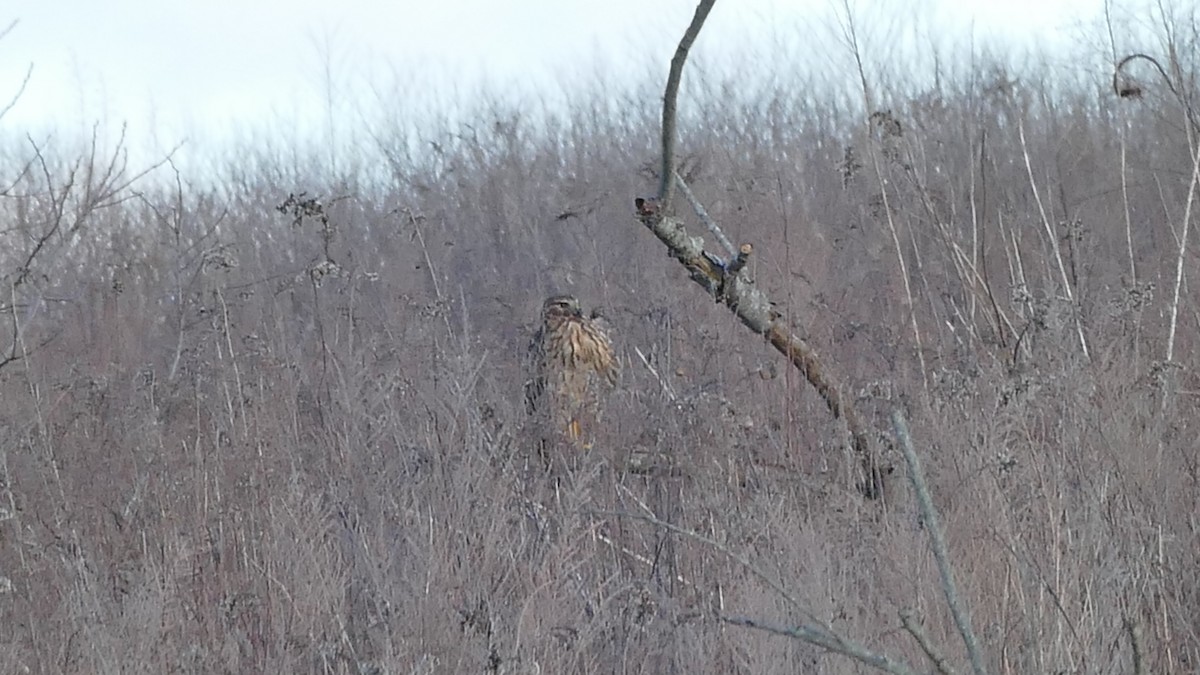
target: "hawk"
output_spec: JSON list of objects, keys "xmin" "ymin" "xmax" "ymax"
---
[{"xmin": 525, "ymin": 295, "xmax": 619, "ymax": 444}]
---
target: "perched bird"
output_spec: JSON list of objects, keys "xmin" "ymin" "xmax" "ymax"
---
[{"xmin": 525, "ymin": 295, "xmax": 619, "ymax": 444}]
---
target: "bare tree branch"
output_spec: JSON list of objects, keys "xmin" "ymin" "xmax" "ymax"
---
[
  {"xmin": 721, "ymin": 616, "xmax": 921, "ymax": 675},
  {"xmin": 0, "ymin": 63, "xmax": 31, "ymax": 124},
  {"xmin": 0, "ymin": 125, "xmax": 178, "ymax": 374},
  {"xmin": 636, "ymin": 0, "xmax": 886, "ymax": 498},
  {"xmin": 636, "ymin": 196, "xmax": 885, "ymax": 494},
  {"xmin": 657, "ymin": 0, "xmax": 716, "ymax": 215},
  {"xmin": 892, "ymin": 411, "xmax": 988, "ymax": 675},
  {"xmin": 12, "ymin": 137, "xmax": 71, "ymax": 291},
  {"xmin": 0, "ymin": 20, "xmax": 31, "ymax": 124}
]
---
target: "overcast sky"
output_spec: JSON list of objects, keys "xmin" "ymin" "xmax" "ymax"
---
[{"xmin": 1, "ymin": 0, "xmax": 1108, "ymax": 166}]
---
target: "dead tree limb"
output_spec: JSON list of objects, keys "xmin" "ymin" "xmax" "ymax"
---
[
  {"xmin": 636, "ymin": 0, "xmax": 886, "ymax": 498},
  {"xmin": 892, "ymin": 411, "xmax": 988, "ymax": 675}
]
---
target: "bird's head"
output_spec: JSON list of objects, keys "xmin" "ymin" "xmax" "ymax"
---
[{"xmin": 542, "ymin": 294, "xmax": 582, "ymax": 321}]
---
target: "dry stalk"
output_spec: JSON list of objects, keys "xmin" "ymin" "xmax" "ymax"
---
[
  {"xmin": 1164, "ymin": 104, "xmax": 1200, "ymax": 368},
  {"xmin": 634, "ymin": 345, "xmax": 678, "ymax": 401},
  {"xmin": 910, "ymin": 149, "xmax": 1015, "ymax": 351},
  {"xmin": 1120, "ymin": 136, "xmax": 1137, "ymax": 284},
  {"xmin": 1124, "ymin": 615, "xmax": 1145, "ymax": 675},
  {"xmin": 0, "ymin": 21, "xmax": 31, "ymax": 124},
  {"xmin": 1016, "ymin": 119, "xmax": 1090, "ymax": 362},
  {"xmin": 1113, "ymin": 53, "xmax": 1197, "ymax": 133},
  {"xmin": 637, "ymin": 0, "xmax": 886, "ymax": 498},
  {"xmin": 1113, "ymin": 49, "xmax": 1200, "ymax": 386},
  {"xmin": 974, "ymin": 130, "xmax": 1012, "ymax": 350},
  {"xmin": 835, "ymin": 0, "xmax": 929, "ymax": 391},
  {"xmin": 873, "ymin": 158, "xmax": 928, "ymax": 390}
]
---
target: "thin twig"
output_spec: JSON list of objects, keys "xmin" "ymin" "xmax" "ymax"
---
[
  {"xmin": 838, "ymin": 0, "xmax": 928, "ymax": 392},
  {"xmin": 593, "ymin": 508, "xmax": 925, "ymax": 673},
  {"xmin": 0, "ymin": 62, "xmax": 31, "ymax": 124},
  {"xmin": 586, "ymin": 508, "xmax": 818, "ymax": 623},
  {"xmin": 900, "ymin": 608, "xmax": 960, "ymax": 675},
  {"xmin": 0, "ymin": 21, "xmax": 31, "ymax": 125},
  {"xmin": 634, "ymin": 345, "xmax": 678, "ymax": 401},
  {"xmin": 722, "ymin": 616, "xmax": 921, "ymax": 675},
  {"xmin": 675, "ymin": 172, "xmax": 736, "ymax": 257},
  {"xmin": 1016, "ymin": 119, "xmax": 1090, "ymax": 362},
  {"xmin": 891, "ymin": 411, "xmax": 988, "ymax": 675}
]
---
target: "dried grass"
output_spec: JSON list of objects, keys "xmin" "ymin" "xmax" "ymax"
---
[{"xmin": 1, "ymin": 19, "xmax": 1199, "ymax": 674}]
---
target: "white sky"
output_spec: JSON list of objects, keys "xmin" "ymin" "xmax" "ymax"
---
[{"xmin": 1, "ymin": 0, "xmax": 1109, "ymax": 167}]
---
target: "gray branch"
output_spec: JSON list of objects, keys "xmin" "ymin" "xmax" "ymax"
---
[
  {"xmin": 892, "ymin": 411, "xmax": 988, "ymax": 675},
  {"xmin": 675, "ymin": 172, "xmax": 736, "ymax": 257},
  {"xmin": 657, "ymin": 0, "xmax": 717, "ymax": 214},
  {"xmin": 723, "ymin": 616, "xmax": 921, "ymax": 675}
]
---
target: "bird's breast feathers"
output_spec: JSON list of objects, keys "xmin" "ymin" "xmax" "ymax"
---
[{"xmin": 562, "ymin": 319, "xmax": 617, "ymax": 385}]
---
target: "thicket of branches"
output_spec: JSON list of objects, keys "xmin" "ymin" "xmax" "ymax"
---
[{"xmin": 0, "ymin": 3, "xmax": 1198, "ymax": 673}]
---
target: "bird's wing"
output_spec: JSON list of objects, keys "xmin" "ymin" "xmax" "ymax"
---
[
  {"xmin": 523, "ymin": 327, "xmax": 547, "ymax": 414},
  {"xmin": 587, "ymin": 317, "xmax": 619, "ymax": 387}
]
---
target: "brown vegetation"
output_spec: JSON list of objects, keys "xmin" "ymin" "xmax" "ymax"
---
[{"xmin": 1, "ymin": 6, "xmax": 1199, "ymax": 673}]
